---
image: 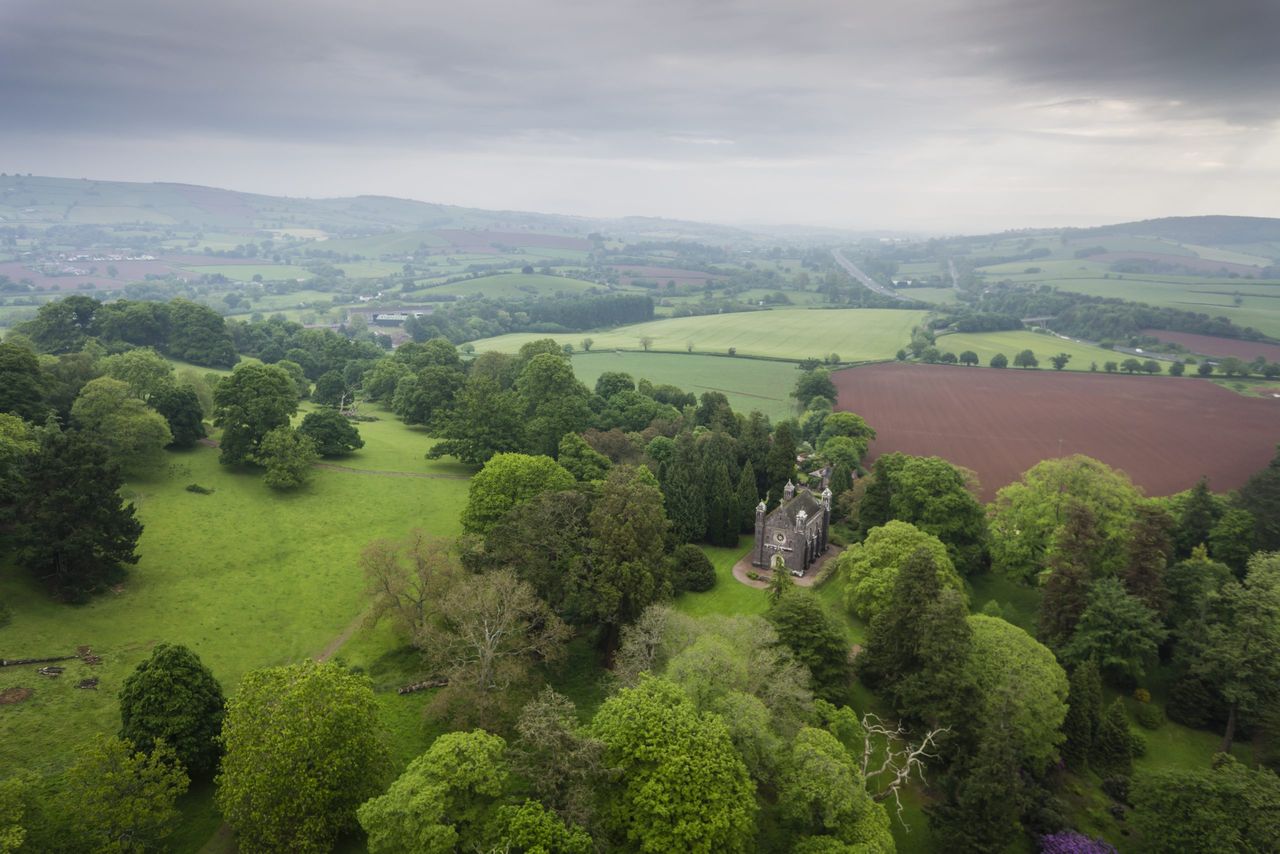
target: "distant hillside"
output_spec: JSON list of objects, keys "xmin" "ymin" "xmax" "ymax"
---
[
  {"xmin": 1068, "ymin": 216, "xmax": 1280, "ymax": 248},
  {"xmin": 0, "ymin": 174, "xmax": 776, "ymax": 245}
]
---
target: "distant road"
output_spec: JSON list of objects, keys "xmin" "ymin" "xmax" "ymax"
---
[{"xmin": 831, "ymin": 249, "xmax": 912, "ymax": 302}]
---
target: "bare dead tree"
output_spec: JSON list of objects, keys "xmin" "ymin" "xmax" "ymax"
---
[
  {"xmin": 360, "ymin": 530, "xmax": 461, "ymax": 637},
  {"xmin": 860, "ymin": 712, "xmax": 948, "ymax": 828}
]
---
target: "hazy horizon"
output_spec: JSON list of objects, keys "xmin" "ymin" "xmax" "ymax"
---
[{"xmin": 3, "ymin": 0, "xmax": 1278, "ymax": 233}]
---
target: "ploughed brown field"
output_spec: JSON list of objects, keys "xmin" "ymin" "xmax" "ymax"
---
[
  {"xmin": 1140, "ymin": 329, "xmax": 1280, "ymax": 363},
  {"xmin": 834, "ymin": 362, "xmax": 1279, "ymax": 501}
]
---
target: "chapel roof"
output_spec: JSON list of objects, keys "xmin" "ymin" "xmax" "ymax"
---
[{"xmin": 766, "ymin": 488, "xmax": 821, "ymax": 526}]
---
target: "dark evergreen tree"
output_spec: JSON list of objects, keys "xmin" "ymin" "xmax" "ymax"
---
[
  {"xmin": 1208, "ymin": 507, "xmax": 1256, "ymax": 574},
  {"xmin": 663, "ymin": 433, "xmax": 705, "ymax": 544},
  {"xmin": 1238, "ymin": 444, "xmax": 1280, "ymax": 552},
  {"xmin": 765, "ymin": 422, "xmax": 798, "ymax": 505},
  {"xmin": 119, "ymin": 643, "xmax": 226, "ymax": 777},
  {"xmin": 14, "ymin": 429, "xmax": 142, "ymax": 601},
  {"xmin": 0, "ymin": 341, "xmax": 48, "ymax": 422},
  {"xmin": 767, "ymin": 591, "xmax": 850, "ymax": 703},
  {"xmin": 147, "ymin": 384, "xmax": 207, "ymax": 449},
  {"xmin": 1175, "ymin": 477, "xmax": 1219, "ymax": 558},
  {"xmin": 700, "ymin": 433, "xmax": 739, "ymax": 547},
  {"xmin": 734, "ymin": 460, "xmax": 759, "ymax": 533},
  {"xmin": 859, "ymin": 548, "xmax": 976, "ymax": 727},
  {"xmin": 1060, "ymin": 659, "xmax": 1103, "ymax": 770},
  {"xmin": 1038, "ymin": 502, "xmax": 1101, "ymax": 650},
  {"xmin": 671, "ymin": 544, "xmax": 716, "ymax": 593},
  {"xmin": 930, "ymin": 702, "xmax": 1027, "ymax": 854},
  {"xmin": 738, "ymin": 411, "xmax": 773, "ymax": 496},
  {"xmin": 1123, "ymin": 503, "xmax": 1174, "ymax": 618},
  {"xmin": 1092, "ymin": 699, "xmax": 1135, "ymax": 777}
]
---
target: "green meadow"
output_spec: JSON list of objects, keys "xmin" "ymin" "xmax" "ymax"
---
[
  {"xmin": 0, "ymin": 435, "xmax": 469, "ymax": 783},
  {"xmin": 469, "ymin": 308, "xmax": 929, "ymax": 362},
  {"xmin": 420, "ymin": 272, "xmax": 604, "ymax": 299},
  {"xmin": 935, "ymin": 329, "xmax": 1122, "ymax": 370},
  {"xmin": 569, "ymin": 351, "xmax": 801, "ymax": 422}
]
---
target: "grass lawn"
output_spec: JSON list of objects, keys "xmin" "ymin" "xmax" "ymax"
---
[
  {"xmin": 570, "ymin": 351, "xmax": 801, "ymax": 422},
  {"xmin": 675, "ymin": 537, "xmax": 769, "ymax": 618},
  {"xmin": 935, "ymin": 329, "xmax": 1122, "ymax": 371},
  {"xmin": 296, "ymin": 402, "xmax": 473, "ymax": 476},
  {"xmin": 469, "ymin": 308, "xmax": 929, "ymax": 362}
]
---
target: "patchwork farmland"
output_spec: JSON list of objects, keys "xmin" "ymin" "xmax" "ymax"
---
[{"xmin": 834, "ymin": 362, "xmax": 1279, "ymax": 501}]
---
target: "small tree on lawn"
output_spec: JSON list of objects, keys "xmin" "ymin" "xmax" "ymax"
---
[
  {"xmin": 119, "ymin": 643, "xmax": 226, "ymax": 778},
  {"xmin": 1013, "ymin": 349, "xmax": 1039, "ymax": 369}
]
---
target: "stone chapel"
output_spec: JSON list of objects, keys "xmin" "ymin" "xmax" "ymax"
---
[{"xmin": 752, "ymin": 480, "xmax": 831, "ymax": 577}]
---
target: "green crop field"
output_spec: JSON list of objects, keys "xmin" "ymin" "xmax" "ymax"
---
[
  {"xmin": 183, "ymin": 264, "xmax": 312, "ymax": 282},
  {"xmin": 421, "ymin": 272, "xmax": 604, "ymax": 299},
  {"xmin": 469, "ymin": 308, "xmax": 929, "ymax": 362},
  {"xmin": 570, "ymin": 352, "xmax": 802, "ymax": 421},
  {"xmin": 934, "ymin": 329, "xmax": 1121, "ymax": 370}
]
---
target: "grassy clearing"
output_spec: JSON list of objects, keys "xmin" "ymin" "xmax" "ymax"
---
[
  {"xmin": 0, "ymin": 440, "xmax": 469, "ymax": 782},
  {"xmin": 469, "ymin": 308, "xmax": 929, "ymax": 362},
  {"xmin": 296, "ymin": 402, "xmax": 472, "ymax": 476},
  {"xmin": 675, "ymin": 537, "xmax": 769, "ymax": 618},
  {"xmin": 420, "ymin": 272, "xmax": 603, "ymax": 299},
  {"xmin": 570, "ymin": 352, "xmax": 800, "ymax": 422},
  {"xmin": 935, "ymin": 329, "xmax": 1124, "ymax": 370}
]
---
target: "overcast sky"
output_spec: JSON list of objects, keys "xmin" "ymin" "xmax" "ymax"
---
[{"xmin": 2, "ymin": 0, "xmax": 1277, "ymax": 232}]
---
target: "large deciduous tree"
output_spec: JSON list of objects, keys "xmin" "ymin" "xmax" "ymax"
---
[
  {"xmin": 589, "ymin": 676, "xmax": 756, "ymax": 853},
  {"xmin": 215, "ymin": 661, "xmax": 389, "ymax": 853},
  {"xmin": 298, "ymin": 408, "xmax": 364, "ymax": 457},
  {"xmin": 255, "ymin": 425, "xmax": 318, "ymax": 489},
  {"xmin": 0, "ymin": 341, "xmax": 49, "ymax": 422},
  {"xmin": 1132, "ymin": 756, "xmax": 1280, "ymax": 854},
  {"xmin": 461, "ymin": 453, "xmax": 575, "ymax": 536},
  {"xmin": 1238, "ymin": 444, "xmax": 1280, "ymax": 551},
  {"xmin": 777, "ymin": 726, "xmax": 894, "ymax": 852},
  {"xmin": 147, "ymin": 383, "xmax": 207, "ymax": 448},
  {"xmin": 14, "ymin": 429, "xmax": 142, "ymax": 602},
  {"xmin": 839, "ymin": 521, "xmax": 964, "ymax": 622},
  {"xmin": 212, "ymin": 363, "xmax": 298, "ymax": 465},
  {"xmin": 71, "ymin": 376, "xmax": 173, "ymax": 472},
  {"xmin": 989, "ymin": 455, "xmax": 1143, "ymax": 583},
  {"xmin": 118, "ymin": 643, "xmax": 225, "ymax": 778}
]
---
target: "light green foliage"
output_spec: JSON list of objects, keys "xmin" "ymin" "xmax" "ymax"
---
[
  {"xmin": 0, "ymin": 775, "xmax": 35, "ymax": 854},
  {"xmin": 462, "ymin": 452, "xmax": 575, "ymax": 535},
  {"xmin": 358, "ymin": 730, "xmax": 508, "ymax": 854},
  {"xmin": 1063, "ymin": 578, "xmax": 1166, "ymax": 680},
  {"xmin": 839, "ymin": 521, "xmax": 963, "ymax": 622},
  {"xmin": 989, "ymin": 455, "xmax": 1144, "ymax": 582},
  {"xmin": 255, "ymin": 425, "xmax": 319, "ymax": 489},
  {"xmin": 212, "ymin": 363, "xmax": 298, "ymax": 465},
  {"xmin": 557, "ymin": 432, "xmax": 610, "ymax": 481},
  {"xmin": 590, "ymin": 676, "xmax": 756, "ymax": 853},
  {"xmin": 493, "ymin": 800, "xmax": 593, "ymax": 854},
  {"xmin": 517, "ymin": 353, "xmax": 593, "ymax": 457},
  {"xmin": 216, "ymin": 660, "xmax": 389, "ymax": 853},
  {"xmin": 793, "ymin": 369, "xmax": 837, "ymax": 408},
  {"xmin": 59, "ymin": 735, "xmax": 189, "ymax": 853},
  {"xmin": 118, "ymin": 643, "xmax": 225, "ymax": 778},
  {"xmin": 777, "ymin": 727, "xmax": 894, "ymax": 853},
  {"xmin": 967, "ymin": 615, "xmax": 1069, "ymax": 770},
  {"xmin": 71, "ymin": 376, "xmax": 173, "ymax": 471},
  {"xmin": 100, "ymin": 348, "xmax": 174, "ymax": 400},
  {"xmin": 298, "ymin": 408, "xmax": 364, "ymax": 457},
  {"xmin": 1132, "ymin": 756, "xmax": 1280, "ymax": 854}
]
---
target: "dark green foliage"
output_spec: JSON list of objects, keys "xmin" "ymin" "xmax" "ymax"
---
[
  {"xmin": 1063, "ymin": 578, "xmax": 1166, "ymax": 681},
  {"xmin": 298, "ymin": 409, "xmax": 364, "ymax": 457},
  {"xmin": 1060, "ymin": 659, "xmax": 1102, "ymax": 770},
  {"xmin": 766, "ymin": 591, "xmax": 850, "ymax": 703},
  {"xmin": 486, "ymin": 489, "xmax": 593, "ymax": 621},
  {"xmin": 557, "ymin": 432, "xmax": 611, "ymax": 481},
  {"xmin": 735, "ymin": 460, "xmax": 759, "ymax": 532},
  {"xmin": 1208, "ymin": 507, "xmax": 1256, "ymax": 573},
  {"xmin": 990, "ymin": 352, "xmax": 1008, "ymax": 368},
  {"xmin": 858, "ymin": 548, "xmax": 976, "ymax": 727},
  {"xmin": 662, "ymin": 433, "xmax": 705, "ymax": 543},
  {"xmin": 1165, "ymin": 547, "xmax": 1232, "ymax": 639},
  {"xmin": 855, "ymin": 453, "xmax": 988, "ymax": 575},
  {"xmin": 1091, "ymin": 699, "xmax": 1135, "ymax": 777},
  {"xmin": 14, "ymin": 429, "xmax": 142, "ymax": 602},
  {"xmin": 700, "ymin": 443, "xmax": 739, "ymax": 547},
  {"xmin": 930, "ymin": 709, "xmax": 1027, "ymax": 854},
  {"xmin": 672, "ymin": 544, "xmax": 716, "ymax": 593},
  {"xmin": 392, "ymin": 364, "xmax": 466, "ymax": 430},
  {"xmin": 212, "ymin": 363, "xmax": 298, "ymax": 465},
  {"xmin": 1175, "ymin": 478, "xmax": 1220, "ymax": 557},
  {"xmin": 119, "ymin": 643, "xmax": 225, "ymax": 777},
  {"xmin": 594, "ymin": 371, "xmax": 636, "ymax": 400},
  {"xmin": 1122, "ymin": 503, "xmax": 1173, "ymax": 616},
  {"xmin": 148, "ymin": 383, "xmax": 207, "ymax": 448},
  {"xmin": 428, "ymin": 376, "xmax": 527, "ymax": 465},
  {"xmin": 1132, "ymin": 756, "xmax": 1280, "ymax": 854},
  {"xmin": 0, "ymin": 341, "xmax": 48, "ymax": 422},
  {"xmin": 1037, "ymin": 501, "xmax": 1100, "ymax": 649},
  {"xmin": 1238, "ymin": 444, "xmax": 1280, "ymax": 551},
  {"xmin": 311, "ymin": 370, "xmax": 348, "ymax": 406},
  {"xmin": 792, "ymin": 369, "xmax": 837, "ymax": 409},
  {"xmin": 765, "ymin": 422, "xmax": 798, "ymax": 504}
]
